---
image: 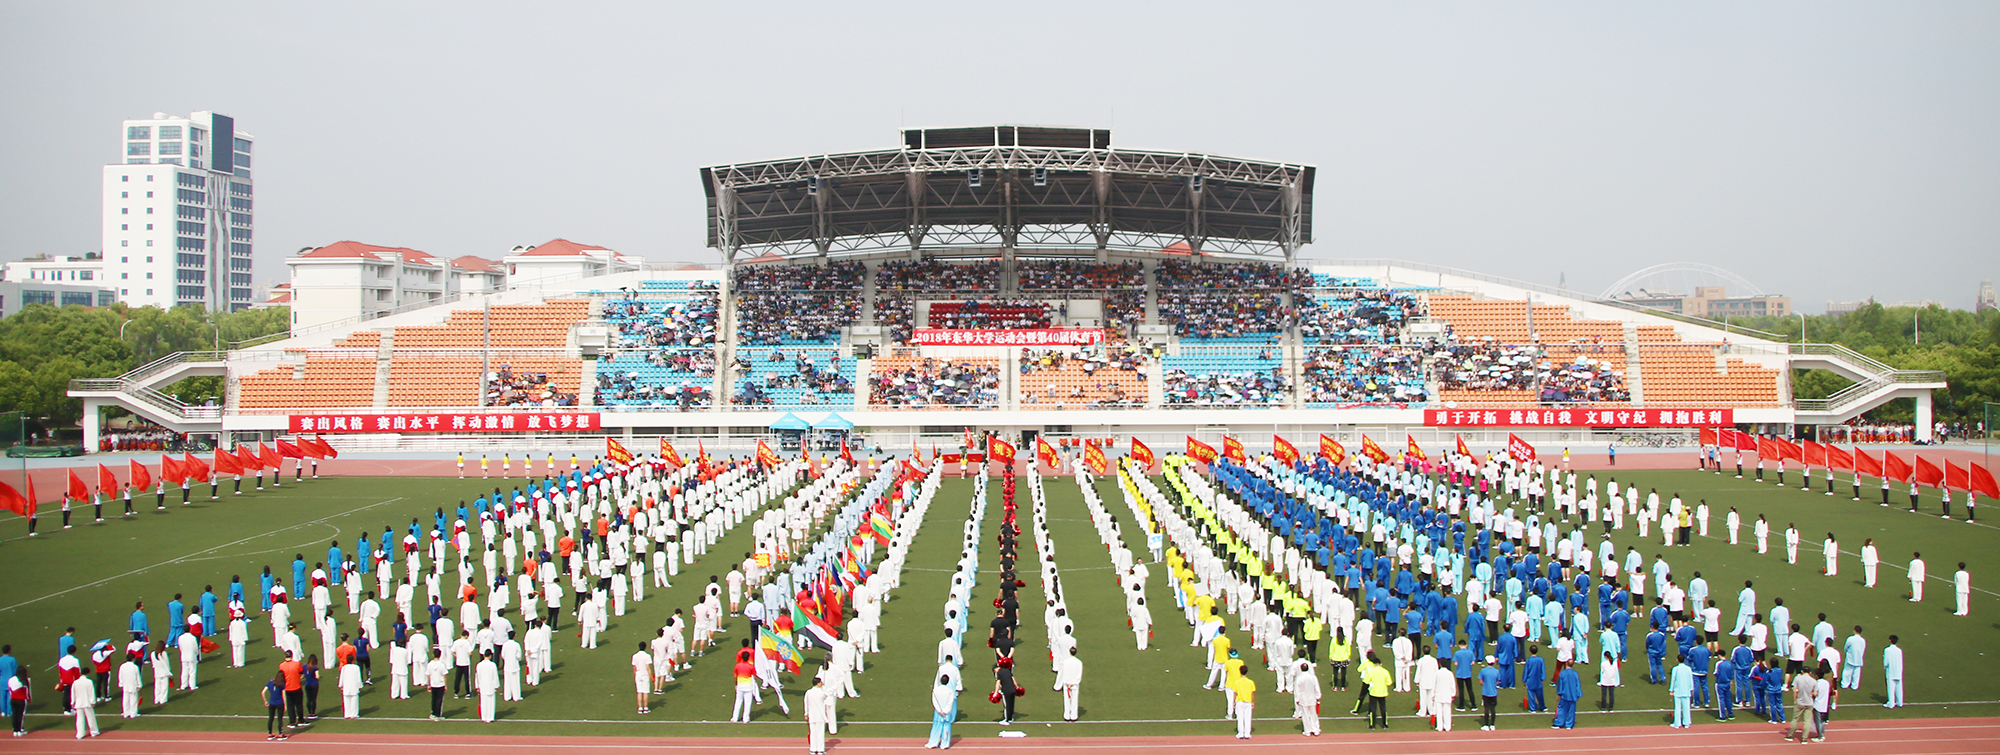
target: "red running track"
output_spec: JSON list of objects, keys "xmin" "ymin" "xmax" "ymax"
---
[{"xmin": 7, "ymin": 718, "xmax": 1998, "ymax": 755}]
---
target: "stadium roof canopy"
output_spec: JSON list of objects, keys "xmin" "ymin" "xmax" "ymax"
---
[{"xmin": 701, "ymin": 126, "xmax": 1314, "ymax": 264}]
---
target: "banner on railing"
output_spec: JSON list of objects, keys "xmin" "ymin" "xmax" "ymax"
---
[
  {"xmin": 1423, "ymin": 408, "xmax": 1732, "ymax": 428},
  {"xmin": 911, "ymin": 328, "xmax": 1105, "ymax": 347},
  {"xmin": 289, "ymin": 412, "xmax": 602, "ymax": 433}
]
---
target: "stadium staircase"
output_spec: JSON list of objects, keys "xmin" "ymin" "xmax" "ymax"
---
[
  {"xmin": 1775, "ymin": 343, "xmax": 1947, "ymax": 424},
  {"xmin": 67, "ymin": 350, "xmax": 230, "ymax": 436}
]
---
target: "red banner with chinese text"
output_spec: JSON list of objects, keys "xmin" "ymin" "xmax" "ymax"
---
[
  {"xmin": 1423, "ymin": 408, "xmax": 1733, "ymax": 428},
  {"xmin": 290, "ymin": 412, "xmax": 601, "ymax": 434}
]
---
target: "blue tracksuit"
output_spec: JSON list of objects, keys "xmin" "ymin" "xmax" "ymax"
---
[
  {"xmin": 1523, "ymin": 655, "xmax": 1547, "ymax": 711},
  {"xmin": 1714, "ymin": 658, "xmax": 1736, "ymax": 719},
  {"xmin": 1554, "ymin": 666, "xmax": 1581, "ymax": 728}
]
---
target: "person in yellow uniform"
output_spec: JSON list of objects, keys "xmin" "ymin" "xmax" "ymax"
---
[
  {"xmin": 501, "ymin": 453, "xmax": 511, "ymax": 478},
  {"xmin": 1327, "ymin": 628, "xmax": 1352, "ymax": 690},
  {"xmin": 1220, "ymin": 649, "xmax": 1246, "ymax": 720},
  {"xmin": 1362, "ymin": 651, "xmax": 1393, "ymax": 730},
  {"xmin": 480, "ymin": 454, "xmax": 490, "ymax": 478},
  {"xmin": 1229, "ymin": 667, "xmax": 1257, "ymax": 739},
  {"xmin": 457, "ymin": 452, "xmax": 466, "ymax": 479},
  {"xmin": 1205, "ymin": 633, "xmax": 1233, "ymax": 689},
  {"xmin": 1302, "ymin": 614, "xmax": 1325, "ymax": 665}
]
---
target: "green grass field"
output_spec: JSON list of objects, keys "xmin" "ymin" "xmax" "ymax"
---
[{"xmin": 0, "ymin": 466, "xmax": 1994, "ymax": 738}]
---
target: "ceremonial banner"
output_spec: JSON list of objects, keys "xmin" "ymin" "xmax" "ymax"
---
[
  {"xmin": 1732, "ymin": 430, "xmax": 1757, "ymax": 451},
  {"xmin": 1358, "ymin": 435, "xmax": 1390, "ymax": 464},
  {"xmin": 1186, "ymin": 437, "xmax": 1219, "ymax": 465},
  {"xmin": 839, "ymin": 438, "xmax": 854, "ymax": 466},
  {"xmin": 658, "ymin": 438, "xmax": 685, "ymax": 468},
  {"xmin": 1853, "ymin": 448, "xmax": 1881, "ymax": 477},
  {"xmin": 1883, "ymin": 451, "xmax": 1912, "ymax": 481},
  {"xmin": 1036, "ymin": 437, "xmax": 1059, "ymax": 468},
  {"xmin": 988, "ymin": 436, "xmax": 1017, "ymax": 465},
  {"xmin": 911, "ymin": 328, "xmax": 1105, "ymax": 347},
  {"xmin": 1129, "ymin": 438, "xmax": 1155, "ymax": 468},
  {"xmin": 66, "ymin": 470, "xmax": 88, "ymax": 502},
  {"xmin": 1455, "ymin": 434, "xmax": 1473, "ymax": 458},
  {"xmin": 1424, "ymin": 408, "xmax": 1733, "ymax": 428},
  {"xmin": 1319, "ymin": 434, "xmax": 1347, "ymax": 465},
  {"xmin": 1971, "ymin": 462, "xmax": 1999, "ymax": 499},
  {"xmin": 1824, "ymin": 445, "xmax": 1853, "ymax": 472},
  {"xmin": 606, "ymin": 438, "xmax": 635, "ymax": 466},
  {"xmin": 1946, "ymin": 461, "xmax": 1969, "ymax": 491},
  {"xmin": 755, "ymin": 439, "xmax": 781, "ymax": 469},
  {"xmin": 129, "ymin": 459, "xmax": 152, "ymax": 491},
  {"xmin": 1699, "ymin": 428, "xmax": 1718, "ymax": 447},
  {"xmin": 1913, "ymin": 456, "xmax": 1943, "ymax": 487},
  {"xmin": 1507, "ymin": 433, "xmax": 1538, "ymax": 464},
  {"xmin": 1802, "ymin": 440, "xmax": 1825, "ymax": 468},
  {"xmin": 276, "ymin": 440, "xmax": 304, "ymax": 459},
  {"xmin": 96, "ymin": 463, "xmax": 117, "ymax": 495},
  {"xmin": 1757, "ymin": 436, "xmax": 1778, "ymax": 462},
  {"xmin": 1221, "ymin": 436, "xmax": 1246, "ymax": 464},
  {"xmin": 0, "ymin": 479, "xmax": 33, "ymax": 517},
  {"xmin": 289, "ymin": 412, "xmax": 600, "ymax": 434},
  {"xmin": 1273, "ymin": 435, "xmax": 1300, "ymax": 466},
  {"xmin": 1405, "ymin": 435, "xmax": 1428, "ymax": 463},
  {"xmin": 1083, "ymin": 441, "xmax": 1109, "ymax": 475}
]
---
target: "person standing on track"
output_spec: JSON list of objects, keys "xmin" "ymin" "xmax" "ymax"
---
[
  {"xmin": 262, "ymin": 671, "xmax": 288, "ymax": 740},
  {"xmin": 804, "ymin": 673, "xmax": 833, "ymax": 755}
]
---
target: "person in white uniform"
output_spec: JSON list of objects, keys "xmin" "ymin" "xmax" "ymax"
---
[
  {"xmin": 339, "ymin": 657, "xmax": 364, "ymax": 718},
  {"xmin": 1955, "ymin": 563, "xmax": 1971, "ymax": 616},
  {"xmin": 474, "ymin": 650, "xmax": 500, "ymax": 722},
  {"xmin": 1292, "ymin": 659, "xmax": 1322, "ymax": 736},
  {"xmin": 117, "ymin": 655, "xmax": 143, "ymax": 718},
  {"xmin": 1055, "ymin": 646, "xmax": 1082, "ymax": 722},
  {"xmin": 804, "ymin": 674, "xmax": 834, "ymax": 754}
]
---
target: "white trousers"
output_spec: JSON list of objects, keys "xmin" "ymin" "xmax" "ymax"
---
[
  {"xmin": 232, "ymin": 642, "xmax": 246, "ymax": 667},
  {"xmin": 1297, "ymin": 701, "xmax": 1320, "ymax": 734},
  {"xmin": 479, "ymin": 691, "xmax": 496, "ymax": 722},
  {"xmin": 732, "ymin": 687, "xmax": 755, "ymax": 722},
  {"xmin": 1061, "ymin": 683, "xmax": 1079, "ymax": 720},
  {"xmin": 1958, "ymin": 589, "xmax": 1970, "ymax": 616},
  {"xmin": 1436, "ymin": 700, "xmax": 1452, "ymax": 730},
  {"xmin": 121, "ymin": 691, "xmax": 139, "ymax": 718},
  {"xmin": 179, "ymin": 661, "xmax": 197, "ymax": 689},
  {"xmin": 1912, "ymin": 581, "xmax": 1924, "ymax": 601},
  {"xmin": 808, "ymin": 721, "xmax": 827, "ymax": 753},
  {"xmin": 343, "ymin": 692, "xmax": 359, "ymax": 718},
  {"xmin": 504, "ymin": 666, "xmax": 522, "ymax": 700},
  {"xmin": 1235, "ymin": 701, "xmax": 1253, "ymax": 737},
  {"xmin": 74, "ymin": 707, "xmax": 98, "ymax": 738},
  {"xmin": 392, "ymin": 672, "xmax": 409, "ymax": 698}
]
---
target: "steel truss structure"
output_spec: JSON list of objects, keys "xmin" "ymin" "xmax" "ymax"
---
[{"xmin": 701, "ymin": 126, "xmax": 1313, "ymax": 264}]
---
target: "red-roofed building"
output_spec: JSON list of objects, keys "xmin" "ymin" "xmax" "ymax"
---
[
  {"xmin": 502, "ymin": 238, "xmax": 641, "ymax": 285},
  {"xmin": 285, "ymin": 241, "xmax": 493, "ymax": 329}
]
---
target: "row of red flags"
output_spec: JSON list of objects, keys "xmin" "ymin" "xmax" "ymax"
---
[
  {"xmin": 1700, "ymin": 428, "xmax": 1998, "ymax": 496},
  {"xmin": 0, "ymin": 437, "xmax": 338, "ymax": 518}
]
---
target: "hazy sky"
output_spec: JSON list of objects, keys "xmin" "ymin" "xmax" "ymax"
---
[{"xmin": 3, "ymin": 2, "xmax": 1996, "ymax": 312}]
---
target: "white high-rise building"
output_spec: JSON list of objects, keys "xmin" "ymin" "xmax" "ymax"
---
[{"xmin": 100, "ymin": 111, "xmax": 254, "ymax": 311}]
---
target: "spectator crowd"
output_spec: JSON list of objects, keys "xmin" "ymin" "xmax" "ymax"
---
[
  {"xmin": 1163, "ymin": 367, "xmax": 1290, "ymax": 407},
  {"xmin": 483, "ymin": 365, "xmax": 577, "ymax": 407},
  {"xmin": 1302, "ymin": 345, "xmax": 1429, "ymax": 405},
  {"xmin": 868, "ymin": 358, "xmax": 1000, "ymax": 408}
]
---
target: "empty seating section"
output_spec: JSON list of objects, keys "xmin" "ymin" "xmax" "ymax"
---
[
  {"xmin": 1162, "ymin": 348, "xmax": 1288, "ymax": 407},
  {"xmin": 868, "ymin": 356, "xmax": 1000, "ymax": 408},
  {"xmin": 1638, "ymin": 346, "xmax": 1784, "ymax": 406},
  {"xmin": 1017, "ymin": 347, "xmax": 1146, "ymax": 408},
  {"xmin": 1425, "ymin": 296, "xmax": 1622, "ymax": 344},
  {"xmin": 388, "ymin": 299, "xmax": 587, "ymax": 349},
  {"xmin": 236, "ymin": 359, "xmax": 376, "ymax": 409},
  {"xmin": 384, "ymin": 357, "xmax": 579, "ymax": 408},
  {"xmin": 1303, "ymin": 346, "xmax": 1428, "ymax": 406},
  {"xmin": 731, "ymin": 347, "xmax": 854, "ymax": 408}
]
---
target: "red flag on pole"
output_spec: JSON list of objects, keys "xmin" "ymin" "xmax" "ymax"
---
[
  {"xmin": 1780, "ymin": 439, "xmax": 1802, "ymax": 463},
  {"xmin": 1358, "ymin": 435, "xmax": 1390, "ymax": 464},
  {"xmin": 277, "ymin": 439, "xmax": 304, "ymax": 459},
  {"xmin": 0, "ymin": 479, "xmax": 32, "ymax": 517},
  {"xmin": 259, "ymin": 443, "xmax": 281, "ymax": 470},
  {"xmin": 838, "ymin": 438, "xmax": 853, "ymax": 466},
  {"xmin": 183, "ymin": 452, "xmax": 209, "ymax": 480},
  {"xmin": 658, "ymin": 438, "xmax": 685, "ymax": 468},
  {"xmin": 129, "ymin": 459, "xmax": 152, "ymax": 492},
  {"xmin": 606, "ymin": 438, "xmax": 634, "ymax": 466},
  {"xmin": 1757, "ymin": 436, "xmax": 1778, "ymax": 462},
  {"xmin": 160, "ymin": 454, "xmax": 183, "ymax": 484},
  {"xmin": 755, "ymin": 439, "xmax": 781, "ymax": 469},
  {"xmin": 1883, "ymin": 451, "xmax": 1912, "ymax": 481},
  {"xmin": 1186, "ymin": 436, "xmax": 1218, "ymax": 464},
  {"xmin": 1971, "ymin": 463, "xmax": 2000, "ymax": 499},
  {"xmin": 1035, "ymin": 437, "xmax": 1059, "ymax": 468},
  {"xmin": 1699, "ymin": 428, "xmax": 1718, "ymax": 447},
  {"xmin": 1129, "ymin": 438, "xmax": 1155, "ymax": 468},
  {"xmin": 97, "ymin": 463, "xmax": 118, "ymax": 495},
  {"xmin": 312, "ymin": 436, "xmax": 339, "ymax": 459},
  {"xmin": 1083, "ymin": 441, "xmax": 1108, "ymax": 475},
  {"xmin": 1507, "ymin": 433, "xmax": 1538, "ymax": 464},
  {"xmin": 214, "ymin": 448, "xmax": 243, "ymax": 476},
  {"xmin": 66, "ymin": 470, "xmax": 89, "ymax": 502},
  {"xmin": 1945, "ymin": 461, "xmax": 1969, "ymax": 491},
  {"xmin": 1912, "ymin": 456, "xmax": 1943, "ymax": 487},
  {"xmin": 1824, "ymin": 445, "xmax": 1852, "ymax": 472},
  {"xmin": 1405, "ymin": 435, "xmax": 1428, "ymax": 463},
  {"xmin": 1221, "ymin": 436, "xmax": 1246, "ymax": 464},
  {"xmin": 1319, "ymin": 435, "xmax": 1347, "ymax": 466},
  {"xmin": 1455, "ymin": 434, "xmax": 1473, "ymax": 459},
  {"xmin": 1802, "ymin": 441, "xmax": 1825, "ymax": 468},
  {"xmin": 235, "ymin": 446, "xmax": 259, "ymax": 472},
  {"xmin": 987, "ymin": 436, "xmax": 1016, "ymax": 465},
  {"xmin": 1273, "ymin": 435, "xmax": 1300, "ymax": 466},
  {"xmin": 1853, "ymin": 448, "xmax": 1880, "ymax": 477},
  {"xmin": 1733, "ymin": 431, "xmax": 1756, "ymax": 451}
]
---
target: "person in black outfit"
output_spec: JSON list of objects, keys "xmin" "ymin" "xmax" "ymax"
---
[{"xmin": 994, "ymin": 657, "xmax": 1018, "ymax": 725}]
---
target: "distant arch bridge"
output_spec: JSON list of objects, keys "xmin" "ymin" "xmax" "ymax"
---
[{"xmin": 1599, "ymin": 262, "xmax": 1764, "ymax": 300}]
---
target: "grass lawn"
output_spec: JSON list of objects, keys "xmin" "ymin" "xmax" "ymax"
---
[{"xmin": 0, "ymin": 467, "xmax": 1993, "ymax": 739}]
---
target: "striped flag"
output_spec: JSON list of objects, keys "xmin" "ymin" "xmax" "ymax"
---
[
  {"xmin": 792, "ymin": 600, "xmax": 840, "ymax": 646},
  {"xmin": 759, "ymin": 626, "xmax": 803, "ymax": 674}
]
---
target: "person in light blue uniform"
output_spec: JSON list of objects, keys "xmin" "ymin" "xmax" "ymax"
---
[
  {"xmin": 128, "ymin": 603, "xmax": 150, "ymax": 642},
  {"xmin": 327, "ymin": 541, "xmax": 344, "ymax": 586},
  {"xmin": 1669, "ymin": 658, "xmax": 1694, "ymax": 727},
  {"xmin": 167, "ymin": 594, "xmax": 186, "ymax": 641}
]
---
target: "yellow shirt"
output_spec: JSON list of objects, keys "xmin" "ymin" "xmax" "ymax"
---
[
  {"xmin": 1229, "ymin": 675, "xmax": 1256, "ymax": 705},
  {"xmin": 1363, "ymin": 663, "xmax": 1391, "ymax": 697},
  {"xmin": 1212, "ymin": 635, "xmax": 1233, "ymax": 664},
  {"xmin": 1223, "ymin": 657, "xmax": 1245, "ymax": 682}
]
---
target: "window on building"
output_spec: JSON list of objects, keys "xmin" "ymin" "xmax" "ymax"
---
[
  {"xmin": 190, "ymin": 127, "xmax": 205, "ymax": 141},
  {"xmin": 120, "ymin": 224, "xmax": 128, "ymax": 231},
  {"xmin": 120, "ymin": 176, "xmax": 129, "ymax": 183},
  {"xmin": 176, "ymin": 173, "xmax": 203, "ymax": 188},
  {"xmin": 159, "ymin": 158, "xmax": 180, "ymax": 166},
  {"xmin": 145, "ymin": 256, "xmax": 152, "ymax": 263},
  {"xmin": 234, "ymin": 137, "xmax": 251, "ymax": 152},
  {"xmin": 127, "ymin": 126, "xmax": 150, "ymax": 139},
  {"xmin": 121, "ymin": 289, "xmax": 128, "ymax": 295},
  {"xmin": 79, "ymin": 271, "xmax": 93, "ymax": 280},
  {"xmin": 126, "ymin": 142, "xmax": 150, "ymax": 156},
  {"xmin": 145, "ymin": 240, "xmax": 153, "ymax": 247},
  {"xmin": 178, "ymin": 205, "xmax": 203, "ymax": 220},
  {"xmin": 176, "ymin": 221, "xmax": 204, "ymax": 236},
  {"xmin": 145, "ymin": 191, "xmax": 152, "ymax": 197},
  {"xmin": 190, "ymin": 142, "xmax": 203, "ymax": 157},
  {"xmin": 157, "ymin": 125, "xmax": 182, "ymax": 139},
  {"xmin": 121, "ymin": 273, "xmax": 128, "ymax": 280},
  {"xmin": 229, "ymin": 228, "xmax": 251, "ymax": 241},
  {"xmin": 145, "ymin": 224, "xmax": 152, "ymax": 230},
  {"xmin": 120, "ymin": 240, "xmax": 129, "ymax": 247},
  {"xmin": 119, "ymin": 191, "xmax": 128, "ymax": 198},
  {"xmin": 120, "ymin": 208, "xmax": 128, "ymax": 215},
  {"xmin": 61, "ymin": 292, "xmax": 92, "ymax": 307},
  {"xmin": 234, "ymin": 152, "xmax": 251, "ymax": 168},
  {"xmin": 21, "ymin": 290, "xmax": 54, "ymax": 306},
  {"xmin": 146, "ymin": 273, "xmax": 154, "ymax": 279},
  {"xmin": 145, "ymin": 175, "xmax": 153, "ymax": 181},
  {"xmin": 97, "ymin": 292, "xmax": 116, "ymax": 306},
  {"xmin": 119, "ymin": 257, "xmax": 127, "ymax": 263},
  {"xmin": 157, "ymin": 141, "xmax": 183, "ymax": 156}
]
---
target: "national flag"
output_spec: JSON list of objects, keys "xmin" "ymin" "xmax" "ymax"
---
[
  {"xmin": 1319, "ymin": 434, "xmax": 1347, "ymax": 466},
  {"xmin": 1913, "ymin": 456, "xmax": 1943, "ymax": 487},
  {"xmin": 1221, "ymin": 436, "xmax": 1246, "ymax": 463},
  {"xmin": 128, "ymin": 459, "xmax": 152, "ymax": 492},
  {"xmin": 1358, "ymin": 435, "xmax": 1390, "ymax": 464},
  {"xmin": 1802, "ymin": 440, "xmax": 1825, "ymax": 468},
  {"xmin": 1273, "ymin": 435, "xmax": 1300, "ymax": 466},
  {"xmin": 1507, "ymin": 433, "xmax": 1538, "ymax": 464},
  {"xmin": 214, "ymin": 448, "xmax": 242, "ymax": 476},
  {"xmin": 792, "ymin": 600, "xmax": 840, "ymax": 645},
  {"xmin": 606, "ymin": 438, "xmax": 634, "ymax": 466},
  {"xmin": 1699, "ymin": 428, "xmax": 1718, "ymax": 447},
  {"xmin": 66, "ymin": 470, "xmax": 89, "ymax": 502},
  {"xmin": 1455, "ymin": 434, "xmax": 1472, "ymax": 459},
  {"xmin": 1853, "ymin": 448, "xmax": 1881, "ymax": 477},
  {"xmin": 1083, "ymin": 441, "xmax": 1108, "ymax": 475},
  {"xmin": 276, "ymin": 439, "xmax": 305, "ymax": 459},
  {"xmin": 1883, "ymin": 451, "xmax": 1912, "ymax": 481},
  {"xmin": 658, "ymin": 438, "xmax": 685, "ymax": 468},
  {"xmin": 0, "ymin": 478, "xmax": 33, "ymax": 518},
  {"xmin": 988, "ymin": 436, "xmax": 1017, "ymax": 465},
  {"xmin": 1824, "ymin": 445, "xmax": 1852, "ymax": 472},
  {"xmin": 1129, "ymin": 438, "xmax": 1155, "ymax": 468},
  {"xmin": 1186, "ymin": 437, "xmax": 1218, "ymax": 464},
  {"xmin": 839, "ymin": 438, "xmax": 854, "ymax": 466},
  {"xmin": 1945, "ymin": 461, "xmax": 1969, "ymax": 491},
  {"xmin": 869, "ymin": 510, "xmax": 894, "ymax": 545},
  {"xmin": 259, "ymin": 443, "xmax": 282, "ymax": 470},
  {"xmin": 759, "ymin": 626, "xmax": 804, "ymax": 675},
  {"xmin": 1405, "ymin": 435, "xmax": 1428, "ymax": 463},
  {"xmin": 1970, "ymin": 462, "xmax": 1999, "ymax": 499},
  {"xmin": 755, "ymin": 439, "xmax": 781, "ymax": 469},
  {"xmin": 1036, "ymin": 437, "xmax": 1058, "ymax": 468},
  {"xmin": 97, "ymin": 463, "xmax": 118, "ymax": 495}
]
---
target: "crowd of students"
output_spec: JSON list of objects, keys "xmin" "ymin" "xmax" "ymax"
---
[
  {"xmin": 928, "ymin": 300, "xmax": 1055, "ymax": 330},
  {"xmin": 483, "ymin": 367, "xmax": 577, "ymax": 408},
  {"xmin": 1016, "ymin": 260, "xmax": 1144, "ymax": 290},
  {"xmin": 868, "ymin": 359, "xmax": 1001, "ymax": 408},
  {"xmin": 731, "ymin": 350, "xmax": 854, "ymax": 407},
  {"xmin": 1303, "ymin": 346, "xmax": 1429, "ymax": 405},
  {"xmin": 596, "ymin": 373, "xmax": 714, "ymax": 409},
  {"xmin": 1163, "ymin": 367, "xmax": 1290, "ymax": 407},
  {"xmin": 876, "ymin": 261, "xmax": 1000, "ymax": 291},
  {"xmin": 97, "ymin": 424, "xmax": 184, "ymax": 453},
  {"xmin": 1299, "ymin": 289, "xmax": 1425, "ymax": 346}
]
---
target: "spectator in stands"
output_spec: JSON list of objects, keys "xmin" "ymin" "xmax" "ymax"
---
[
  {"xmin": 868, "ymin": 358, "xmax": 999, "ymax": 408},
  {"xmin": 1016, "ymin": 260, "xmax": 1144, "ymax": 291},
  {"xmin": 876, "ymin": 261, "xmax": 1000, "ymax": 291},
  {"xmin": 1433, "ymin": 338, "xmax": 1539, "ymax": 392},
  {"xmin": 730, "ymin": 262, "xmax": 865, "ymax": 346},
  {"xmin": 1299, "ymin": 288, "xmax": 1423, "ymax": 345},
  {"xmin": 1537, "ymin": 356, "xmax": 1629, "ymax": 403},
  {"xmin": 484, "ymin": 365, "xmax": 576, "ymax": 407},
  {"xmin": 1163, "ymin": 367, "xmax": 1289, "ymax": 407},
  {"xmin": 929, "ymin": 300, "xmax": 1055, "ymax": 330},
  {"xmin": 1303, "ymin": 346, "xmax": 1429, "ymax": 405}
]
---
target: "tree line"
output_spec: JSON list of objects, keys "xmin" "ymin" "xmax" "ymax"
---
[
  {"xmin": 1727, "ymin": 303, "xmax": 2000, "ymax": 428},
  {"xmin": 0, "ymin": 303, "xmax": 290, "ymax": 430}
]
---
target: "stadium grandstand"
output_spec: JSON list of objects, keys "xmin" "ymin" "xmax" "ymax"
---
[{"xmin": 70, "ymin": 125, "xmax": 1947, "ymax": 452}]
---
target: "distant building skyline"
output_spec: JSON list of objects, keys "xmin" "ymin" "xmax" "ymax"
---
[{"xmin": 101, "ymin": 111, "xmax": 253, "ymax": 311}]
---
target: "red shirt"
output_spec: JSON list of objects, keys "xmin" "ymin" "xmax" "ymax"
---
[
  {"xmin": 733, "ymin": 661, "xmax": 756, "ymax": 683},
  {"xmin": 279, "ymin": 660, "xmax": 303, "ymax": 691}
]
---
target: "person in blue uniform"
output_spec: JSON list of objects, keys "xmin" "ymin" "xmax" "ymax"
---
[
  {"xmin": 1669, "ymin": 658, "xmax": 1694, "ymax": 728},
  {"xmin": 128, "ymin": 603, "xmax": 149, "ymax": 643},
  {"xmin": 1688, "ymin": 641, "xmax": 1712, "ymax": 708},
  {"xmin": 1553, "ymin": 661, "xmax": 1581, "ymax": 729},
  {"xmin": 167, "ymin": 594, "xmax": 186, "ymax": 641},
  {"xmin": 200, "ymin": 587, "xmax": 218, "ymax": 638},
  {"xmin": 1713, "ymin": 652, "xmax": 1737, "ymax": 720},
  {"xmin": 327, "ymin": 541, "xmax": 344, "ymax": 587},
  {"xmin": 1522, "ymin": 645, "xmax": 1547, "ymax": 712},
  {"xmin": 1645, "ymin": 626, "xmax": 1668, "ymax": 684}
]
